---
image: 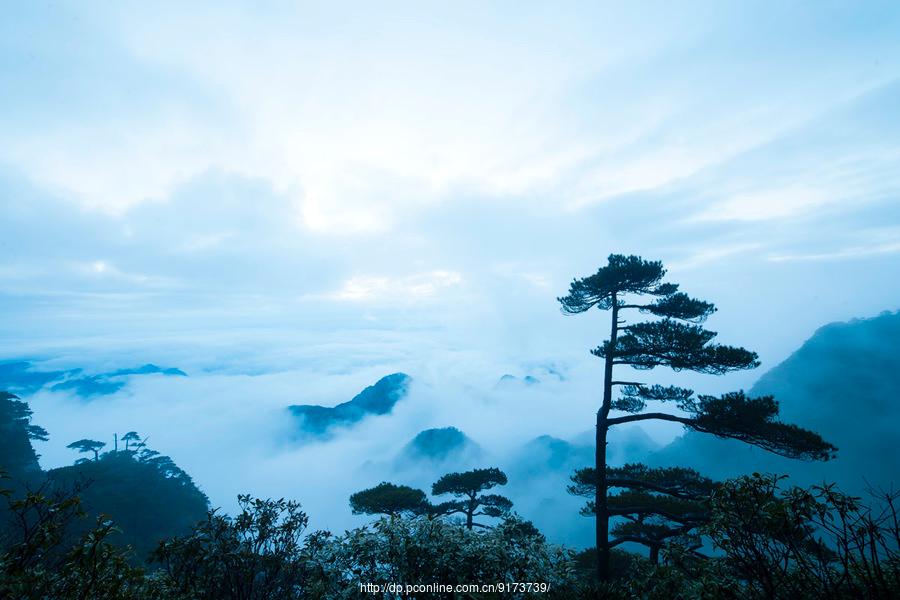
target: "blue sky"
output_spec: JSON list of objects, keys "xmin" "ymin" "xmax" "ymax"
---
[
  {"xmin": 2, "ymin": 2, "xmax": 900, "ymax": 536},
  {"xmin": 2, "ymin": 2, "xmax": 899, "ymax": 365}
]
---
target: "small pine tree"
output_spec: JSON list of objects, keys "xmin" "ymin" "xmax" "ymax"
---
[
  {"xmin": 349, "ymin": 482, "xmax": 429, "ymax": 517},
  {"xmin": 120, "ymin": 431, "xmax": 141, "ymax": 451},
  {"xmin": 569, "ymin": 464, "xmax": 714, "ymax": 564},
  {"xmin": 66, "ymin": 439, "xmax": 106, "ymax": 462},
  {"xmin": 431, "ymin": 467, "xmax": 513, "ymax": 530}
]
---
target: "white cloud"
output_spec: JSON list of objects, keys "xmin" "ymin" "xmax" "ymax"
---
[
  {"xmin": 9, "ymin": 2, "xmax": 895, "ymax": 233},
  {"xmin": 693, "ymin": 186, "xmax": 838, "ymax": 222},
  {"xmin": 332, "ymin": 271, "xmax": 463, "ymax": 302},
  {"xmin": 768, "ymin": 240, "xmax": 900, "ymax": 263}
]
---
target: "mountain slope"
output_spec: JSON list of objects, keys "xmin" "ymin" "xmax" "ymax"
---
[
  {"xmin": 47, "ymin": 452, "xmax": 209, "ymax": 561},
  {"xmin": 651, "ymin": 311, "xmax": 900, "ymax": 492},
  {"xmin": 0, "ymin": 391, "xmax": 208, "ymax": 562}
]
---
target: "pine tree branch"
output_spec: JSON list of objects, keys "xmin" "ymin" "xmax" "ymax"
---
[
  {"xmin": 607, "ymin": 412, "xmax": 693, "ymax": 427},
  {"xmin": 610, "ymin": 518, "xmax": 704, "ymax": 551},
  {"xmin": 607, "ymin": 506, "xmax": 708, "ymax": 524},
  {"xmin": 609, "ymin": 535, "xmax": 657, "ymax": 548},
  {"xmin": 606, "ymin": 477, "xmax": 707, "ymax": 500}
]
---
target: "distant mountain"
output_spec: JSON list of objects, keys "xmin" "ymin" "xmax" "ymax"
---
[
  {"xmin": 398, "ymin": 427, "xmax": 483, "ymax": 464},
  {"xmin": 289, "ymin": 373, "xmax": 411, "ymax": 435},
  {"xmin": 568, "ymin": 426, "xmax": 660, "ymax": 467},
  {"xmin": 496, "ymin": 374, "xmax": 541, "ymax": 387},
  {"xmin": 502, "ymin": 427, "xmax": 657, "ymax": 550},
  {"xmin": 0, "ymin": 361, "xmax": 77, "ymax": 395},
  {"xmin": 109, "ymin": 364, "xmax": 188, "ymax": 377},
  {"xmin": 0, "ymin": 360, "xmax": 187, "ymax": 398},
  {"xmin": 509, "ymin": 426, "xmax": 658, "ymax": 481},
  {"xmin": 51, "ymin": 363, "xmax": 188, "ymax": 397},
  {"xmin": 515, "ymin": 435, "xmax": 592, "ymax": 475},
  {"xmin": 651, "ymin": 311, "xmax": 900, "ymax": 493}
]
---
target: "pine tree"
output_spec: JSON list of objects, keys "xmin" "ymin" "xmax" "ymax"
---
[
  {"xmin": 121, "ymin": 431, "xmax": 141, "ymax": 451},
  {"xmin": 569, "ymin": 464, "xmax": 714, "ymax": 564},
  {"xmin": 66, "ymin": 439, "xmax": 106, "ymax": 462},
  {"xmin": 349, "ymin": 482, "xmax": 429, "ymax": 517},
  {"xmin": 558, "ymin": 254, "xmax": 836, "ymax": 581},
  {"xmin": 431, "ymin": 467, "xmax": 513, "ymax": 530}
]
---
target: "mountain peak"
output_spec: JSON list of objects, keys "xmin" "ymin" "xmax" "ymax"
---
[
  {"xmin": 289, "ymin": 373, "xmax": 411, "ymax": 435},
  {"xmin": 401, "ymin": 426, "xmax": 482, "ymax": 462}
]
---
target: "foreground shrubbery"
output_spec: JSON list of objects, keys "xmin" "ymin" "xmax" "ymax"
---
[
  {"xmin": 2, "ymin": 474, "xmax": 899, "ymax": 599},
  {"xmin": 0, "ymin": 480, "xmax": 144, "ymax": 599},
  {"xmin": 149, "ymin": 499, "xmax": 585, "ymax": 598}
]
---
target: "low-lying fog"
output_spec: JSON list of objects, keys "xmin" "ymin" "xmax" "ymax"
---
[{"xmin": 10, "ymin": 322, "xmax": 739, "ymax": 548}]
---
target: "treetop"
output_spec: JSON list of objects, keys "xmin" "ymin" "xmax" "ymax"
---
[
  {"xmin": 432, "ymin": 467, "xmax": 508, "ymax": 496},
  {"xmin": 558, "ymin": 254, "xmax": 677, "ymax": 314},
  {"xmin": 349, "ymin": 482, "xmax": 428, "ymax": 517},
  {"xmin": 66, "ymin": 439, "xmax": 106, "ymax": 451}
]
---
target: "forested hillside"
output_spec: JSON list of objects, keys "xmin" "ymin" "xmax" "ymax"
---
[{"xmin": 0, "ymin": 392, "xmax": 208, "ymax": 564}]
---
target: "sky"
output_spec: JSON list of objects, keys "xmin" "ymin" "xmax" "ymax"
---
[{"xmin": 2, "ymin": 1, "xmax": 900, "ymax": 542}]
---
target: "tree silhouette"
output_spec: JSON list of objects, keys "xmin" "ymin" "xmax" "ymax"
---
[
  {"xmin": 66, "ymin": 439, "xmax": 106, "ymax": 462},
  {"xmin": 26, "ymin": 424, "xmax": 49, "ymax": 442},
  {"xmin": 0, "ymin": 391, "xmax": 48, "ymax": 479},
  {"xmin": 431, "ymin": 467, "xmax": 513, "ymax": 530},
  {"xmin": 121, "ymin": 431, "xmax": 141, "ymax": 451},
  {"xmin": 349, "ymin": 482, "xmax": 428, "ymax": 517},
  {"xmin": 569, "ymin": 464, "xmax": 715, "ymax": 564},
  {"xmin": 0, "ymin": 392, "xmax": 48, "ymax": 442},
  {"xmin": 558, "ymin": 254, "xmax": 836, "ymax": 581}
]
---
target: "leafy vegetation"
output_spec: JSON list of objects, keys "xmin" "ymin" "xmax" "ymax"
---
[
  {"xmin": 0, "ymin": 473, "xmax": 145, "ymax": 600},
  {"xmin": 150, "ymin": 495, "xmax": 312, "ymax": 600},
  {"xmin": 3, "ymin": 468, "xmax": 900, "ymax": 598}
]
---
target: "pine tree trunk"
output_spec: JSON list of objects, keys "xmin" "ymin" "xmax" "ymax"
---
[
  {"xmin": 597, "ymin": 296, "xmax": 618, "ymax": 582},
  {"xmin": 596, "ymin": 411, "xmax": 609, "ymax": 581}
]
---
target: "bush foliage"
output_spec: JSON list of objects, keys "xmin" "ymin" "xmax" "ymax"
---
[{"xmin": 2, "ymin": 471, "xmax": 900, "ymax": 599}]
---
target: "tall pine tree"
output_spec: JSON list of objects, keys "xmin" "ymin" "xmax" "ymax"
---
[{"xmin": 558, "ymin": 254, "xmax": 835, "ymax": 581}]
